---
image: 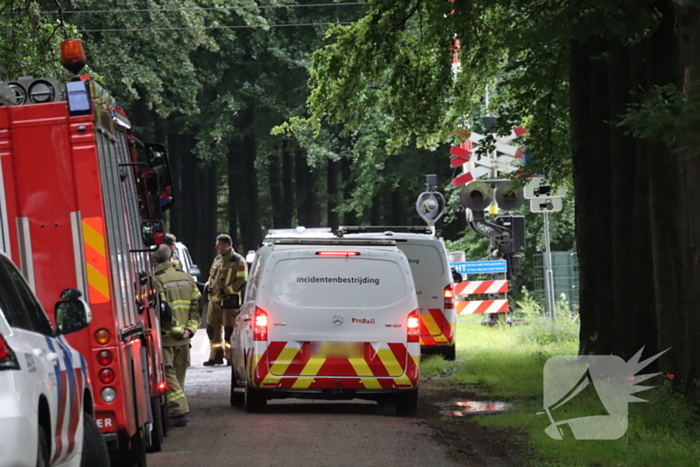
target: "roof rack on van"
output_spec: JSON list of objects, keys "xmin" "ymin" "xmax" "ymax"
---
[
  {"xmin": 272, "ymin": 238, "xmax": 396, "ymax": 246},
  {"xmin": 265, "ymin": 227, "xmax": 333, "ymax": 236},
  {"xmin": 335, "ymin": 226, "xmax": 433, "ymax": 237}
]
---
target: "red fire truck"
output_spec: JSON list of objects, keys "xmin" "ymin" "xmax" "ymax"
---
[{"xmin": 0, "ymin": 40, "xmax": 174, "ymax": 466}]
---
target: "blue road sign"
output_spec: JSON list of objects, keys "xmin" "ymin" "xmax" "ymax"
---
[{"xmin": 451, "ymin": 260, "xmax": 507, "ymax": 275}]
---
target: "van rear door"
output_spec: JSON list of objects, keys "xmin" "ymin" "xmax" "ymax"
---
[
  {"xmin": 395, "ymin": 240, "xmax": 450, "ymax": 336},
  {"xmin": 259, "ymin": 247, "xmax": 416, "ymax": 378}
]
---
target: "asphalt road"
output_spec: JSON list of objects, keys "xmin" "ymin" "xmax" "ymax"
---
[{"xmin": 147, "ymin": 330, "xmax": 463, "ymax": 467}]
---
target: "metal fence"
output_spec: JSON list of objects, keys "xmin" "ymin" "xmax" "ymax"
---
[{"xmin": 533, "ymin": 251, "xmax": 579, "ymax": 311}]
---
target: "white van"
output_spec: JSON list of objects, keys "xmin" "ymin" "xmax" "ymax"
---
[
  {"xmin": 174, "ymin": 241, "xmax": 201, "ymax": 281},
  {"xmin": 230, "ymin": 238, "xmax": 420, "ymax": 415},
  {"xmin": 338, "ymin": 226, "xmax": 456, "ymax": 360}
]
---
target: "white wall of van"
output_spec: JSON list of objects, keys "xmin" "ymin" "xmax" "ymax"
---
[{"xmin": 340, "ymin": 230, "xmax": 457, "ymax": 360}]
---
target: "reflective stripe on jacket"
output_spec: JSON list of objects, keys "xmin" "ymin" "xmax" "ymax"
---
[{"xmin": 155, "ymin": 261, "xmax": 202, "ymax": 346}]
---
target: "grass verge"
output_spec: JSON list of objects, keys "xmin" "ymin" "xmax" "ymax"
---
[{"xmin": 420, "ymin": 315, "xmax": 700, "ymax": 467}]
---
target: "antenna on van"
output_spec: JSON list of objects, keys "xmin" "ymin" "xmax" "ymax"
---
[{"xmin": 416, "ymin": 175, "xmax": 445, "ymax": 232}]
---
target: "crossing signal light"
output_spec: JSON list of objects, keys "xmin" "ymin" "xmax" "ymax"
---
[
  {"xmin": 459, "ymin": 181, "xmax": 492, "ymax": 211},
  {"xmin": 494, "ymin": 181, "xmax": 525, "ymax": 211}
]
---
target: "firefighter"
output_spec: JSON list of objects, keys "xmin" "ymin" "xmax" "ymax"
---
[
  {"xmin": 152, "ymin": 244, "xmax": 201, "ymax": 427},
  {"xmin": 203, "ymin": 234, "xmax": 248, "ymax": 366},
  {"xmin": 164, "ymin": 233, "xmax": 184, "ymax": 270}
]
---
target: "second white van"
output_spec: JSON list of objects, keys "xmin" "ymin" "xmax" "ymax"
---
[{"xmin": 338, "ymin": 226, "xmax": 457, "ymax": 360}]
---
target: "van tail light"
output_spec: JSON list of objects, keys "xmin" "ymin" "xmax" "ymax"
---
[
  {"xmin": 0, "ymin": 333, "xmax": 20, "ymax": 370},
  {"xmin": 407, "ymin": 310, "xmax": 420, "ymax": 343},
  {"xmin": 254, "ymin": 307, "xmax": 268, "ymax": 341},
  {"xmin": 444, "ymin": 284, "xmax": 455, "ymax": 310},
  {"xmin": 316, "ymin": 251, "xmax": 360, "ymax": 257}
]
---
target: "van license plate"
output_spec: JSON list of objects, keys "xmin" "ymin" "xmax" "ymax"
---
[{"xmin": 312, "ymin": 342, "xmax": 363, "ymax": 358}]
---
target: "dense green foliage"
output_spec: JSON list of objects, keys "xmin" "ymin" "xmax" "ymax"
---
[
  {"xmin": 1, "ymin": 1, "xmax": 574, "ymax": 269},
  {"xmin": 308, "ymin": 0, "xmax": 576, "ymax": 184},
  {"xmin": 0, "ymin": 0, "xmax": 576, "ymax": 311},
  {"xmin": 305, "ymin": 0, "xmax": 700, "ymax": 393},
  {"xmin": 0, "ymin": 0, "xmax": 79, "ymax": 78}
]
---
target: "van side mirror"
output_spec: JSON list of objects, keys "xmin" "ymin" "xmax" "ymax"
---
[
  {"xmin": 188, "ymin": 265, "xmax": 201, "ymax": 277},
  {"xmin": 141, "ymin": 219, "xmax": 165, "ymax": 247},
  {"xmin": 55, "ymin": 297, "xmax": 92, "ymax": 334}
]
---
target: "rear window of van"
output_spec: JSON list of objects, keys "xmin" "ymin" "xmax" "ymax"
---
[
  {"xmin": 396, "ymin": 243, "xmax": 447, "ymax": 285},
  {"xmin": 266, "ymin": 257, "xmax": 409, "ymax": 308}
]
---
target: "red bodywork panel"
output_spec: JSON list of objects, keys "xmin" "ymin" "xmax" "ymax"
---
[{"xmin": 0, "ymin": 95, "xmax": 163, "ymax": 440}]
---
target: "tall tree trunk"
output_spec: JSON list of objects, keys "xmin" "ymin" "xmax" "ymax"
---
[
  {"xmin": 570, "ymin": 37, "xmax": 597, "ymax": 355},
  {"xmin": 130, "ymin": 87, "xmax": 155, "ymax": 139},
  {"xmin": 327, "ymin": 159, "xmax": 339, "ymax": 229},
  {"xmin": 228, "ymin": 145, "xmax": 239, "ymax": 249},
  {"xmin": 268, "ymin": 149, "xmax": 284, "ymax": 228},
  {"xmin": 281, "ymin": 142, "xmax": 295, "ymax": 228},
  {"xmin": 388, "ymin": 187, "xmax": 406, "ymax": 225},
  {"xmin": 608, "ymin": 38, "xmax": 644, "ymax": 359},
  {"xmin": 627, "ymin": 43, "xmax": 659, "ymax": 360},
  {"xmin": 647, "ymin": 0, "xmax": 687, "ymax": 377},
  {"xmin": 341, "ymin": 157, "xmax": 358, "ymax": 225},
  {"xmin": 230, "ymin": 131, "xmax": 262, "ymax": 253},
  {"xmin": 169, "ymin": 133, "xmax": 218, "ymax": 272},
  {"xmin": 370, "ymin": 193, "xmax": 382, "ymax": 225},
  {"xmin": 588, "ymin": 37, "xmax": 614, "ymax": 354},
  {"xmin": 167, "ymin": 132, "xmax": 183, "ymax": 236},
  {"xmin": 198, "ymin": 163, "xmax": 219, "ymax": 272},
  {"xmin": 631, "ymin": 138, "xmax": 657, "ymax": 356},
  {"xmin": 152, "ymin": 112, "xmax": 167, "ymax": 144},
  {"xmin": 167, "ymin": 130, "xmax": 183, "ymax": 230},
  {"xmin": 677, "ymin": 2, "xmax": 700, "ymax": 391},
  {"xmin": 295, "ymin": 150, "xmax": 320, "ymax": 227}
]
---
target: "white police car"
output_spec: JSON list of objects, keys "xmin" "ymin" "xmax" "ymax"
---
[{"xmin": 0, "ymin": 254, "xmax": 109, "ymax": 466}]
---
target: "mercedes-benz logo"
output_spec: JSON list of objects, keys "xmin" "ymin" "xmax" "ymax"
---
[{"xmin": 332, "ymin": 315, "xmax": 344, "ymax": 326}]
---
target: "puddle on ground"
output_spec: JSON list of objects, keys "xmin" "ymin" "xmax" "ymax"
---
[{"xmin": 438, "ymin": 401, "xmax": 513, "ymax": 417}]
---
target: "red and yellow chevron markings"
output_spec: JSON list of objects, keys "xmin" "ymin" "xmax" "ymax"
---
[
  {"xmin": 455, "ymin": 280, "xmax": 509, "ymax": 314},
  {"xmin": 249, "ymin": 341, "xmax": 419, "ymax": 390},
  {"xmin": 82, "ymin": 217, "xmax": 111, "ymax": 304},
  {"xmin": 419, "ymin": 308, "xmax": 454, "ymax": 346}
]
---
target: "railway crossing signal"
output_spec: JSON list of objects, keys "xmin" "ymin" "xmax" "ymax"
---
[{"xmin": 450, "ymin": 126, "xmax": 528, "ymax": 188}]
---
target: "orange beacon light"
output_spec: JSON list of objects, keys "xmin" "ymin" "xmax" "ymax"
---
[{"xmin": 60, "ymin": 39, "xmax": 87, "ymax": 74}]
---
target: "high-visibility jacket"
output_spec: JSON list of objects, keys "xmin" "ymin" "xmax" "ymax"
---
[
  {"xmin": 205, "ymin": 249, "xmax": 248, "ymax": 302},
  {"xmin": 154, "ymin": 262, "xmax": 201, "ymax": 347}
]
